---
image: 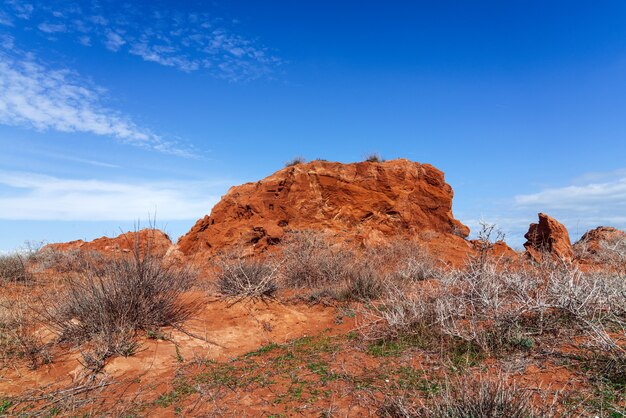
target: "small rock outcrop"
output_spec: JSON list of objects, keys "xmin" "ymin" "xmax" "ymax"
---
[
  {"xmin": 470, "ymin": 239, "xmax": 518, "ymax": 261},
  {"xmin": 42, "ymin": 229, "xmax": 173, "ymax": 258},
  {"xmin": 574, "ymin": 226, "xmax": 626, "ymax": 258},
  {"xmin": 523, "ymin": 213, "xmax": 573, "ymax": 261},
  {"xmin": 177, "ymin": 159, "xmax": 470, "ymax": 258}
]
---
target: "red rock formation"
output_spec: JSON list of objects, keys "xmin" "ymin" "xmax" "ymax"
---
[
  {"xmin": 42, "ymin": 229, "xmax": 173, "ymax": 258},
  {"xmin": 469, "ymin": 239, "xmax": 518, "ymax": 261},
  {"xmin": 523, "ymin": 213, "xmax": 573, "ymax": 261},
  {"xmin": 177, "ymin": 159, "xmax": 470, "ymax": 258},
  {"xmin": 573, "ymin": 226, "xmax": 626, "ymax": 258}
]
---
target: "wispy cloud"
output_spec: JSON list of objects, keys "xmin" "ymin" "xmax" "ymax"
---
[
  {"xmin": 460, "ymin": 169, "xmax": 626, "ymax": 247},
  {"xmin": 515, "ymin": 172, "xmax": 626, "ymax": 213},
  {"xmin": 0, "ymin": 171, "xmax": 227, "ymax": 221},
  {"xmin": 2, "ymin": 0, "xmax": 282, "ymax": 81},
  {"xmin": 0, "ymin": 9, "xmax": 13, "ymax": 26},
  {"xmin": 0, "ymin": 47, "xmax": 193, "ymax": 157},
  {"xmin": 46, "ymin": 153, "xmax": 121, "ymax": 169},
  {"xmin": 104, "ymin": 30, "xmax": 125, "ymax": 51},
  {"xmin": 2, "ymin": 0, "xmax": 33, "ymax": 20},
  {"xmin": 37, "ymin": 21, "xmax": 66, "ymax": 33}
]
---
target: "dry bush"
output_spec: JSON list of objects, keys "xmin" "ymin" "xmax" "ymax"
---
[
  {"xmin": 338, "ymin": 261, "xmax": 388, "ymax": 301},
  {"xmin": 365, "ymin": 239, "xmax": 438, "ymax": 282},
  {"xmin": 285, "ymin": 156, "xmax": 306, "ymax": 167},
  {"xmin": 380, "ymin": 377, "xmax": 551, "ymax": 418},
  {"xmin": 365, "ymin": 222, "xmax": 626, "ymax": 362},
  {"xmin": 0, "ymin": 253, "xmax": 31, "ymax": 283},
  {"xmin": 363, "ymin": 283, "xmax": 435, "ymax": 343},
  {"xmin": 38, "ymin": 252, "xmax": 196, "ymax": 365},
  {"xmin": 599, "ymin": 236, "xmax": 626, "ymax": 276},
  {"xmin": 365, "ymin": 153, "xmax": 384, "ymax": 163},
  {"xmin": 433, "ymin": 258, "xmax": 625, "ymax": 355},
  {"xmin": 214, "ymin": 254, "xmax": 279, "ymax": 299},
  {"xmin": 0, "ymin": 296, "xmax": 50, "ymax": 369},
  {"xmin": 280, "ymin": 231, "xmax": 392, "ymax": 301},
  {"xmin": 280, "ymin": 230, "xmax": 354, "ymax": 289},
  {"xmin": 574, "ymin": 232, "xmax": 626, "ymax": 275},
  {"xmin": 34, "ymin": 248, "xmax": 103, "ymax": 273},
  {"xmin": 280, "ymin": 232, "xmax": 435, "ymax": 302}
]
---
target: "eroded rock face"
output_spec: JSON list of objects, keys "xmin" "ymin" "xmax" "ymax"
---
[
  {"xmin": 523, "ymin": 213, "xmax": 573, "ymax": 261},
  {"xmin": 574, "ymin": 226, "xmax": 626, "ymax": 257},
  {"xmin": 177, "ymin": 159, "xmax": 470, "ymax": 257},
  {"xmin": 42, "ymin": 229, "xmax": 173, "ymax": 258}
]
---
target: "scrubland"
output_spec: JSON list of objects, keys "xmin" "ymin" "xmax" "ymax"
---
[{"xmin": 0, "ymin": 228, "xmax": 624, "ymax": 417}]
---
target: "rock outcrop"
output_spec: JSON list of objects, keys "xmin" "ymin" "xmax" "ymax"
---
[
  {"xmin": 573, "ymin": 226, "xmax": 626, "ymax": 258},
  {"xmin": 177, "ymin": 159, "xmax": 470, "ymax": 258},
  {"xmin": 469, "ymin": 239, "xmax": 518, "ymax": 261},
  {"xmin": 42, "ymin": 229, "xmax": 173, "ymax": 258},
  {"xmin": 523, "ymin": 213, "xmax": 573, "ymax": 261}
]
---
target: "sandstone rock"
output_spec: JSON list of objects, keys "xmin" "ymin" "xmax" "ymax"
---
[
  {"xmin": 42, "ymin": 229, "xmax": 173, "ymax": 258},
  {"xmin": 573, "ymin": 226, "xmax": 626, "ymax": 258},
  {"xmin": 177, "ymin": 159, "xmax": 470, "ymax": 258},
  {"xmin": 469, "ymin": 239, "xmax": 518, "ymax": 261},
  {"xmin": 523, "ymin": 213, "xmax": 573, "ymax": 261}
]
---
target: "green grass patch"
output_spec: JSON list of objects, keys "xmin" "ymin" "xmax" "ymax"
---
[
  {"xmin": 0, "ymin": 399, "xmax": 12, "ymax": 414},
  {"xmin": 244, "ymin": 342, "xmax": 280, "ymax": 358},
  {"xmin": 155, "ymin": 378, "xmax": 197, "ymax": 408}
]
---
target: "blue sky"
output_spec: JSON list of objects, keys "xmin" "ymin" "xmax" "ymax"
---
[{"xmin": 1, "ymin": 0, "xmax": 625, "ymax": 251}]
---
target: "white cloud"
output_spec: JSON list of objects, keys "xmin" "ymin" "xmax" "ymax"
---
[
  {"xmin": 104, "ymin": 30, "xmax": 125, "ymax": 51},
  {"xmin": 78, "ymin": 35, "xmax": 91, "ymax": 46},
  {"xmin": 0, "ymin": 171, "xmax": 227, "ymax": 221},
  {"xmin": 0, "ymin": 48, "xmax": 193, "ymax": 157},
  {"xmin": 2, "ymin": 0, "xmax": 282, "ymax": 81},
  {"xmin": 512, "ymin": 174, "xmax": 626, "ymax": 240},
  {"xmin": 3, "ymin": 1, "xmax": 33, "ymax": 20},
  {"xmin": 0, "ymin": 10, "xmax": 13, "ymax": 26},
  {"xmin": 515, "ymin": 176, "xmax": 626, "ymax": 213},
  {"xmin": 37, "ymin": 22, "xmax": 66, "ymax": 33},
  {"xmin": 460, "ymin": 170, "xmax": 626, "ymax": 248},
  {"xmin": 129, "ymin": 41, "xmax": 199, "ymax": 72},
  {"xmin": 0, "ymin": 33, "xmax": 13, "ymax": 48}
]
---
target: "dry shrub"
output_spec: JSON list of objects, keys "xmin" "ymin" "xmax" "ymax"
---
[
  {"xmin": 280, "ymin": 231, "xmax": 436, "ymax": 301},
  {"xmin": 575, "ymin": 232, "xmax": 626, "ymax": 275},
  {"xmin": 34, "ymin": 248, "xmax": 103, "ymax": 273},
  {"xmin": 39, "ymin": 252, "xmax": 197, "ymax": 364},
  {"xmin": 363, "ymin": 284, "xmax": 435, "ymax": 343},
  {"xmin": 365, "ymin": 153, "xmax": 384, "ymax": 163},
  {"xmin": 0, "ymin": 295, "xmax": 50, "ymax": 369},
  {"xmin": 365, "ymin": 239, "xmax": 438, "ymax": 282},
  {"xmin": 338, "ymin": 261, "xmax": 388, "ymax": 301},
  {"xmin": 214, "ymin": 254, "xmax": 279, "ymax": 299},
  {"xmin": 280, "ymin": 230, "xmax": 354, "ymax": 289},
  {"xmin": 365, "ymin": 222, "xmax": 626, "ymax": 362},
  {"xmin": 281, "ymin": 230, "xmax": 388, "ymax": 301},
  {"xmin": 433, "ymin": 257, "xmax": 625, "ymax": 355},
  {"xmin": 285, "ymin": 156, "xmax": 306, "ymax": 167},
  {"xmin": 380, "ymin": 377, "xmax": 550, "ymax": 418},
  {"xmin": 0, "ymin": 253, "xmax": 31, "ymax": 283},
  {"xmin": 598, "ymin": 235, "xmax": 626, "ymax": 276}
]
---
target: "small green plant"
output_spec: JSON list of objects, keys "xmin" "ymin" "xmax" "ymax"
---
[
  {"xmin": 175, "ymin": 345, "xmax": 185, "ymax": 363},
  {"xmin": 245, "ymin": 342, "xmax": 279, "ymax": 357},
  {"xmin": 155, "ymin": 379, "xmax": 197, "ymax": 408},
  {"xmin": 367, "ymin": 340, "xmax": 406, "ymax": 357},
  {"xmin": 0, "ymin": 399, "xmax": 12, "ymax": 414}
]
